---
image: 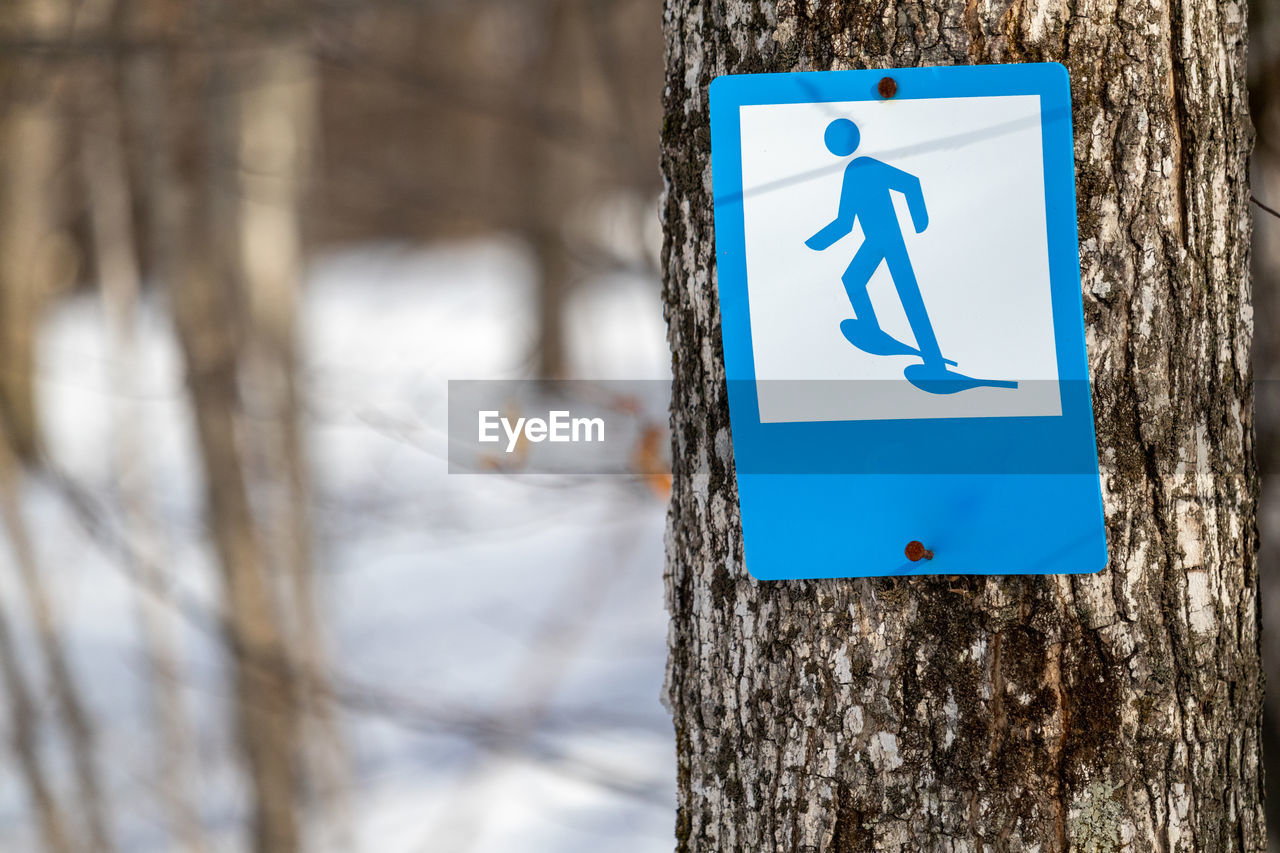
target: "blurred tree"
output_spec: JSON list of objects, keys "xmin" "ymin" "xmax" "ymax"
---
[
  {"xmin": 129, "ymin": 3, "xmax": 306, "ymax": 848},
  {"xmin": 74, "ymin": 0, "xmax": 210, "ymax": 849},
  {"xmin": 312, "ymin": 0, "xmax": 662, "ymax": 377},
  {"xmin": 0, "ymin": 15, "xmax": 116, "ymax": 848},
  {"xmin": 0, "ymin": 0, "xmax": 74, "ymax": 461},
  {"xmin": 522, "ymin": 0, "xmax": 576, "ymax": 379},
  {"xmin": 661, "ymin": 1, "xmax": 1262, "ymax": 849},
  {"xmin": 0, "ymin": 434, "xmax": 75, "ymax": 853},
  {"xmin": 0, "ymin": 0, "xmax": 669, "ymax": 847},
  {"xmin": 232, "ymin": 10, "xmax": 352, "ymax": 846}
]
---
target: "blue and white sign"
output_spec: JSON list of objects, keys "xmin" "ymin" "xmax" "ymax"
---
[{"xmin": 709, "ymin": 63, "xmax": 1106, "ymax": 579}]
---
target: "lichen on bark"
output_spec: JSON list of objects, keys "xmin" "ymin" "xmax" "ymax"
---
[{"xmin": 660, "ymin": 0, "xmax": 1262, "ymax": 850}]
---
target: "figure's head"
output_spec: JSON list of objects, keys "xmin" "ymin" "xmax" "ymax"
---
[{"xmin": 823, "ymin": 118, "xmax": 860, "ymax": 156}]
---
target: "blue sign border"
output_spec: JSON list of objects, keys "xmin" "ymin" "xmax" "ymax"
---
[{"xmin": 709, "ymin": 63, "xmax": 1108, "ymax": 579}]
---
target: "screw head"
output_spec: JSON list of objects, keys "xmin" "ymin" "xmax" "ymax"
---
[
  {"xmin": 905, "ymin": 540, "xmax": 933, "ymax": 561},
  {"xmin": 878, "ymin": 76, "xmax": 898, "ymax": 98}
]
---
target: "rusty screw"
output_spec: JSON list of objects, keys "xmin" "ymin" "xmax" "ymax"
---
[
  {"xmin": 904, "ymin": 540, "xmax": 933, "ymax": 562},
  {"xmin": 878, "ymin": 76, "xmax": 898, "ymax": 99}
]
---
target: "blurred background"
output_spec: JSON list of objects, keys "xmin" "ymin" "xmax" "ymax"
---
[
  {"xmin": 0, "ymin": 1, "xmax": 669, "ymax": 851},
  {"xmin": 0, "ymin": 0, "xmax": 1277, "ymax": 851}
]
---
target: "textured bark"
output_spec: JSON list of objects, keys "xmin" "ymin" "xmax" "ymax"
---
[{"xmin": 660, "ymin": 1, "xmax": 1261, "ymax": 850}]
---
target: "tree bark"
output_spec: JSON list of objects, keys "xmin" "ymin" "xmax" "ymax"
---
[{"xmin": 660, "ymin": 1, "xmax": 1261, "ymax": 850}]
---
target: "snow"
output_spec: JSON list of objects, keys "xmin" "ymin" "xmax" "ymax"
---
[{"xmin": 18, "ymin": 238, "xmax": 674, "ymax": 851}]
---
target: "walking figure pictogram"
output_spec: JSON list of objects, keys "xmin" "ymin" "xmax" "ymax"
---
[{"xmin": 806, "ymin": 118, "xmax": 1017, "ymax": 394}]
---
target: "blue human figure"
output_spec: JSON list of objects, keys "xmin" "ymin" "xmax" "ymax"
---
[{"xmin": 806, "ymin": 118, "xmax": 1016, "ymax": 394}]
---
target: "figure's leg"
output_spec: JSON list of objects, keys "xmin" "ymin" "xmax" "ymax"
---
[
  {"xmin": 836, "ymin": 242, "xmax": 931, "ymax": 358},
  {"xmin": 840, "ymin": 241, "xmax": 886, "ymax": 325},
  {"xmin": 883, "ymin": 241, "xmax": 945, "ymax": 364}
]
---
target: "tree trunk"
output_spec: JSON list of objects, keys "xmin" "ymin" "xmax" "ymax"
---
[
  {"xmin": 232, "ymin": 31, "xmax": 353, "ymax": 847},
  {"xmin": 0, "ymin": 0, "xmax": 71, "ymax": 463},
  {"xmin": 0, "ymin": 428, "xmax": 114, "ymax": 852},
  {"xmin": 79, "ymin": 24, "xmax": 210, "ymax": 850},
  {"xmin": 0, "ymin": 437, "xmax": 74, "ymax": 853},
  {"xmin": 660, "ymin": 2, "xmax": 1261, "ymax": 850},
  {"xmin": 136, "ymin": 27, "xmax": 303, "ymax": 851},
  {"xmin": 525, "ymin": 0, "xmax": 576, "ymax": 380}
]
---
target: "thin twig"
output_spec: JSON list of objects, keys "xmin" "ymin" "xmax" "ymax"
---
[{"xmin": 1254, "ymin": 194, "xmax": 1280, "ymax": 220}]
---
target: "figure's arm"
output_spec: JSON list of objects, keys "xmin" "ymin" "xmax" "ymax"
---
[
  {"xmin": 883, "ymin": 164, "xmax": 929, "ymax": 233},
  {"xmin": 805, "ymin": 217, "xmax": 851, "ymax": 251},
  {"xmin": 805, "ymin": 170, "xmax": 857, "ymax": 250}
]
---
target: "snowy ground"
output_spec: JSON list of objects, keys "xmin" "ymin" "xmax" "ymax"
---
[{"xmin": 17, "ymin": 238, "xmax": 674, "ymax": 852}]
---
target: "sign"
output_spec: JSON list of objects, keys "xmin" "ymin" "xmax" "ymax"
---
[{"xmin": 708, "ymin": 63, "xmax": 1106, "ymax": 579}]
